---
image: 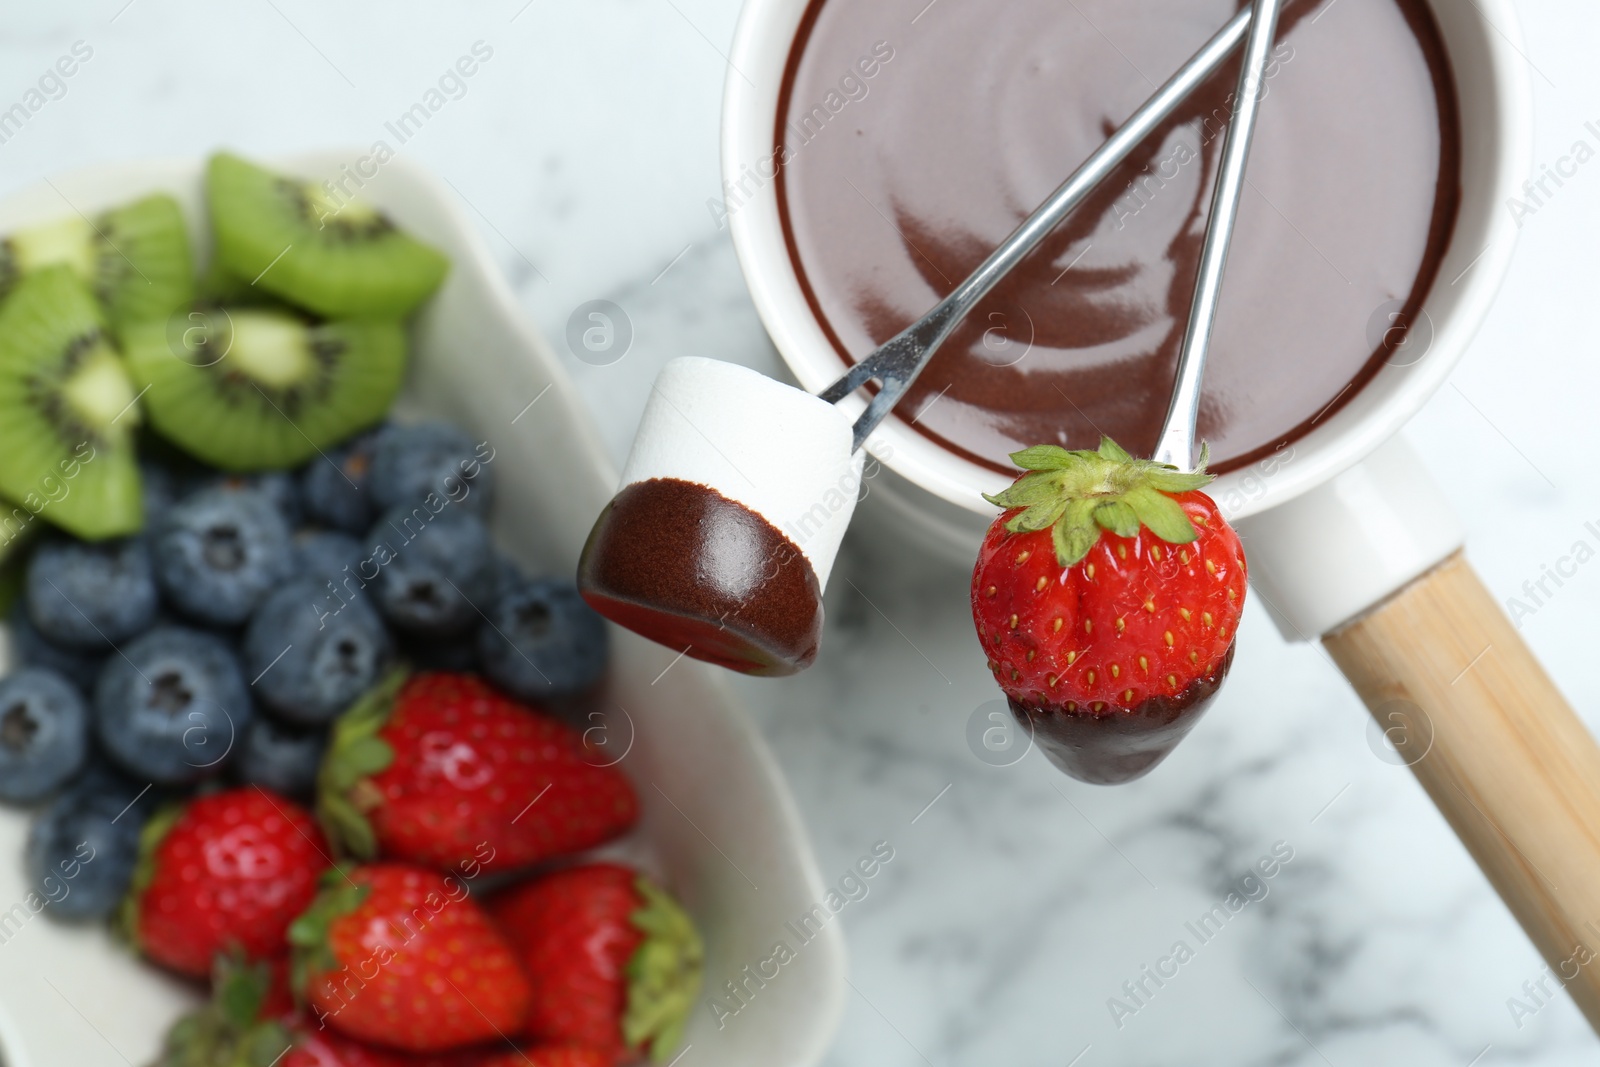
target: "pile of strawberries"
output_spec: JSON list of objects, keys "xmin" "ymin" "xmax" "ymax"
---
[{"xmin": 138, "ymin": 671, "xmax": 702, "ymax": 1067}]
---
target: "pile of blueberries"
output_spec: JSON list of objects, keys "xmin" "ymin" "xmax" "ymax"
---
[{"xmin": 0, "ymin": 421, "xmax": 608, "ymax": 920}]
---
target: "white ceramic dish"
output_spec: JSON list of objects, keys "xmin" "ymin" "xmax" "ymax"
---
[
  {"xmin": 0, "ymin": 153, "xmax": 845, "ymax": 1067},
  {"xmin": 722, "ymin": 0, "xmax": 1531, "ymax": 573}
]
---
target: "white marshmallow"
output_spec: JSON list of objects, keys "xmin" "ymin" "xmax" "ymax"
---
[{"xmin": 618, "ymin": 357, "xmax": 864, "ymax": 588}]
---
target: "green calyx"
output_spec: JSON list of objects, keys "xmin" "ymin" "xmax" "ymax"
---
[
  {"xmin": 152, "ymin": 954, "xmax": 295, "ymax": 1067},
  {"xmin": 314, "ymin": 669, "xmax": 407, "ymax": 860},
  {"xmin": 623, "ymin": 876, "xmax": 706, "ymax": 1062},
  {"xmin": 116, "ymin": 799, "xmax": 186, "ymax": 948},
  {"xmin": 982, "ymin": 437, "xmax": 1215, "ymax": 567},
  {"xmin": 287, "ymin": 867, "xmax": 370, "ymax": 1000},
  {"xmin": 213, "ymin": 955, "xmax": 272, "ymax": 1032}
]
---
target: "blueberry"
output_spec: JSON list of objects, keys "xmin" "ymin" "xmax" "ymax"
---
[
  {"xmin": 369, "ymin": 423, "xmax": 494, "ymax": 515},
  {"xmin": 494, "ymin": 551, "xmax": 529, "ymax": 596},
  {"xmin": 199, "ymin": 471, "xmax": 303, "ymax": 526},
  {"xmin": 366, "ymin": 506, "xmax": 494, "ymax": 637},
  {"xmin": 479, "ymin": 578, "xmax": 609, "ymax": 701},
  {"xmin": 294, "ymin": 529, "xmax": 364, "ymax": 582},
  {"xmin": 0, "ymin": 668, "xmax": 90, "ymax": 802},
  {"xmin": 25, "ymin": 767, "xmax": 151, "ymax": 921},
  {"xmin": 235, "ymin": 716, "xmax": 326, "ymax": 799},
  {"xmin": 300, "ymin": 429, "xmax": 379, "ymax": 534},
  {"xmin": 243, "ymin": 577, "xmax": 391, "ymax": 725},
  {"xmin": 25, "ymin": 537, "xmax": 159, "ymax": 648},
  {"xmin": 94, "ymin": 626, "xmax": 251, "ymax": 784},
  {"xmin": 153, "ymin": 487, "xmax": 295, "ymax": 627},
  {"xmin": 7, "ymin": 602, "xmax": 106, "ymax": 691}
]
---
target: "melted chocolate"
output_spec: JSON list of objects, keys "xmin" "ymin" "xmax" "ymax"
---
[
  {"xmin": 577, "ymin": 477, "xmax": 824, "ymax": 677},
  {"xmin": 775, "ymin": 0, "xmax": 1460, "ymax": 473},
  {"xmin": 1012, "ymin": 643, "xmax": 1235, "ymax": 784}
]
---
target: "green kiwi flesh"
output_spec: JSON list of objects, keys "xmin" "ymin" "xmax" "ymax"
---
[
  {"xmin": 207, "ymin": 152, "xmax": 449, "ymax": 319},
  {"xmin": 123, "ymin": 306, "xmax": 406, "ymax": 471},
  {"xmin": 0, "ymin": 193, "xmax": 195, "ymax": 335},
  {"xmin": 0, "ymin": 266, "xmax": 143, "ymax": 540}
]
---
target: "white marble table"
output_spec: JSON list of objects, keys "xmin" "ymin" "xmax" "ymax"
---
[{"xmin": 5, "ymin": 1, "xmax": 1600, "ymax": 1063}]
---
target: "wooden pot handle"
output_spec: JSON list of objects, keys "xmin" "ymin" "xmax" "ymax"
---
[{"xmin": 1324, "ymin": 550, "xmax": 1600, "ymax": 1027}]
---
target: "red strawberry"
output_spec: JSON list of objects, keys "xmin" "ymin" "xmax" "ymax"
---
[
  {"xmin": 125, "ymin": 787, "xmax": 331, "ymax": 977},
  {"xmin": 146, "ymin": 954, "xmax": 555, "ymax": 1067},
  {"xmin": 491, "ymin": 864, "xmax": 703, "ymax": 1064},
  {"xmin": 406, "ymin": 1047, "xmax": 610, "ymax": 1067},
  {"xmin": 317, "ymin": 672, "xmax": 638, "ymax": 874},
  {"xmin": 281, "ymin": 1030, "xmax": 524, "ymax": 1062},
  {"xmin": 971, "ymin": 439, "xmax": 1247, "ymax": 784},
  {"xmin": 259, "ymin": 954, "xmax": 299, "ymax": 1019},
  {"xmin": 290, "ymin": 863, "xmax": 532, "ymax": 1053},
  {"xmin": 470, "ymin": 1050, "xmax": 612, "ymax": 1067},
  {"xmin": 283, "ymin": 1028, "xmax": 421, "ymax": 1067}
]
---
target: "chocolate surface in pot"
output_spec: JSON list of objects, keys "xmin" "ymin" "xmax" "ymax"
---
[{"xmin": 774, "ymin": 0, "xmax": 1461, "ymax": 473}]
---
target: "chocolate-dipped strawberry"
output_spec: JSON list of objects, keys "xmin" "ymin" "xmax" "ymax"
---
[{"xmin": 970, "ymin": 438, "xmax": 1246, "ymax": 784}]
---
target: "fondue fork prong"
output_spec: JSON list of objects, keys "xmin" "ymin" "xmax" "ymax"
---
[
  {"xmin": 819, "ymin": 3, "xmax": 1257, "ymax": 452},
  {"xmin": 1152, "ymin": 0, "xmax": 1285, "ymax": 470}
]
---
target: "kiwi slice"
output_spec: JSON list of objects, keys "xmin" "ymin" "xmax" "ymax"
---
[
  {"xmin": 0, "ymin": 487, "xmax": 45, "ymax": 612},
  {"xmin": 0, "ymin": 267, "xmax": 143, "ymax": 540},
  {"xmin": 122, "ymin": 306, "xmax": 405, "ymax": 471},
  {"xmin": 0, "ymin": 194, "xmax": 195, "ymax": 333},
  {"xmin": 195, "ymin": 257, "xmax": 272, "ymax": 307},
  {"xmin": 207, "ymin": 152, "xmax": 448, "ymax": 319}
]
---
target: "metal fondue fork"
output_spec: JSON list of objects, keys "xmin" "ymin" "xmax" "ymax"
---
[{"xmin": 820, "ymin": 0, "xmax": 1285, "ymax": 471}]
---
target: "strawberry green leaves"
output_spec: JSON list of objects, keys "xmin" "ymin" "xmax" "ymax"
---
[
  {"xmin": 315, "ymin": 669, "xmax": 405, "ymax": 861},
  {"xmin": 1124, "ymin": 487, "xmax": 1198, "ymax": 544},
  {"xmin": 623, "ymin": 875, "xmax": 706, "ymax": 1061},
  {"xmin": 1051, "ymin": 499, "xmax": 1099, "ymax": 567},
  {"xmin": 287, "ymin": 870, "xmax": 370, "ymax": 998},
  {"xmin": 1093, "ymin": 500, "xmax": 1140, "ymax": 539},
  {"xmin": 152, "ymin": 955, "xmax": 295, "ymax": 1067},
  {"xmin": 982, "ymin": 437, "xmax": 1215, "ymax": 566}
]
